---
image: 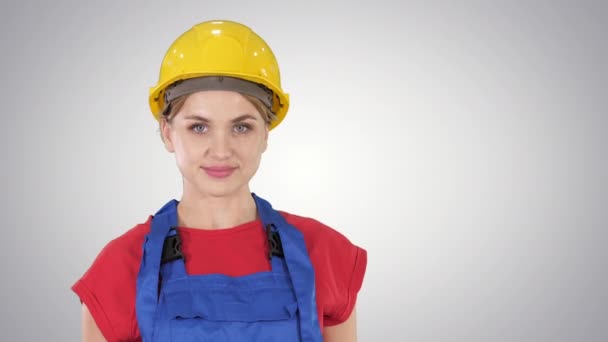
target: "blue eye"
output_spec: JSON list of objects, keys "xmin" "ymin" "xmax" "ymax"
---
[
  {"xmin": 234, "ymin": 124, "xmax": 250, "ymax": 134},
  {"xmin": 191, "ymin": 124, "xmax": 207, "ymax": 133}
]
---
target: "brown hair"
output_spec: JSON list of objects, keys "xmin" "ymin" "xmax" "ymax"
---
[{"xmin": 159, "ymin": 93, "xmax": 277, "ymax": 142}]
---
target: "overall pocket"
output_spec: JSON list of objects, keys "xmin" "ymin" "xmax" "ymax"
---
[{"xmin": 165, "ymin": 288, "xmax": 301, "ymax": 341}]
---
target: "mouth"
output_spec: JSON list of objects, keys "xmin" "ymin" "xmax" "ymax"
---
[{"xmin": 201, "ymin": 166, "xmax": 236, "ymax": 179}]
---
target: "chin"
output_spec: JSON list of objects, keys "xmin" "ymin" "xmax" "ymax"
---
[{"xmin": 182, "ymin": 169, "xmax": 254, "ymax": 198}]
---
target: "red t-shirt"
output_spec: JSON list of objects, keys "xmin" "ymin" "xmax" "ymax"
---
[{"xmin": 72, "ymin": 210, "xmax": 367, "ymax": 342}]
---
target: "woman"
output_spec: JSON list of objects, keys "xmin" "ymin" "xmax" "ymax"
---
[{"xmin": 72, "ymin": 20, "xmax": 367, "ymax": 342}]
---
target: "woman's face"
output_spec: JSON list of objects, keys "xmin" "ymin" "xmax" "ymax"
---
[{"xmin": 161, "ymin": 90, "xmax": 269, "ymax": 198}]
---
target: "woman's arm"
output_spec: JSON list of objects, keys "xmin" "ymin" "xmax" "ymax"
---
[
  {"xmin": 323, "ymin": 307, "xmax": 357, "ymax": 342},
  {"xmin": 81, "ymin": 304, "xmax": 107, "ymax": 342}
]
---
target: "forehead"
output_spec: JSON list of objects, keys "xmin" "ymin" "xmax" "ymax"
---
[{"xmin": 176, "ymin": 90, "xmax": 262, "ymax": 120}]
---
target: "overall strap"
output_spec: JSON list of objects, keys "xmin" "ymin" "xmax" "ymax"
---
[
  {"xmin": 157, "ymin": 199, "xmax": 289, "ymax": 282},
  {"xmin": 135, "ymin": 200, "xmax": 179, "ymax": 342},
  {"xmin": 252, "ymin": 193, "xmax": 323, "ymax": 341}
]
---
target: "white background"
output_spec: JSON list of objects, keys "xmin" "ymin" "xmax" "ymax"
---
[{"xmin": 0, "ymin": 1, "xmax": 606, "ymax": 341}]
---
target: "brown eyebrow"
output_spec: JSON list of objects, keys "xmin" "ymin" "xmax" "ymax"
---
[
  {"xmin": 183, "ymin": 114, "xmax": 258, "ymax": 123},
  {"xmin": 231, "ymin": 114, "xmax": 258, "ymax": 123}
]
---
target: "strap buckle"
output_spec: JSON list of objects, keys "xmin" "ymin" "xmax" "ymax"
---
[
  {"xmin": 161, "ymin": 228, "xmax": 184, "ymax": 264},
  {"xmin": 266, "ymin": 224, "xmax": 284, "ymax": 260}
]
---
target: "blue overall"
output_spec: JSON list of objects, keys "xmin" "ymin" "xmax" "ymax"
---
[{"xmin": 135, "ymin": 193, "xmax": 324, "ymax": 341}]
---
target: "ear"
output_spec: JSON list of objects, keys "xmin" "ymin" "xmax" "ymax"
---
[{"xmin": 160, "ymin": 119, "xmax": 175, "ymax": 153}]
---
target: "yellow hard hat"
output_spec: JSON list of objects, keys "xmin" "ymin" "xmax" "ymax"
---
[{"xmin": 149, "ymin": 20, "xmax": 289, "ymax": 130}]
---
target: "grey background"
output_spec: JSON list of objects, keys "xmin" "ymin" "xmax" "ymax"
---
[{"xmin": 1, "ymin": 0, "xmax": 606, "ymax": 341}]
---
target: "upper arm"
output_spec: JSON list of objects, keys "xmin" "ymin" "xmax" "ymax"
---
[
  {"xmin": 82, "ymin": 303, "xmax": 108, "ymax": 342},
  {"xmin": 323, "ymin": 307, "xmax": 358, "ymax": 342},
  {"xmin": 72, "ymin": 224, "xmax": 149, "ymax": 342}
]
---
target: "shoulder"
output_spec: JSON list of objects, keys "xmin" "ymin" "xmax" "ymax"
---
[
  {"xmin": 278, "ymin": 210, "xmax": 368, "ymax": 326},
  {"xmin": 105, "ymin": 216, "xmax": 153, "ymax": 259},
  {"xmin": 78, "ymin": 215, "xmax": 152, "ymax": 281},
  {"xmin": 86, "ymin": 216, "xmax": 153, "ymax": 273},
  {"xmin": 279, "ymin": 211, "xmax": 353, "ymax": 253},
  {"xmin": 278, "ymin": 209, "xmax": 367, "ymax": 271},
  {"xmin": 71, "ymin": 216, "xmax": 153, "ymax": 342}
]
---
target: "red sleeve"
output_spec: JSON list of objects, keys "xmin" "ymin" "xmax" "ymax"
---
[
  {"xmin": 283, "ymin": 213, "xmax": 368, "ymax": 327},
  {"xmin": 322, "ymin": 234, "xmax": 367, "ymax": 326},
  {"xmin": 71, "ymin": 219, "xmax": 150, "ymax": 342}
]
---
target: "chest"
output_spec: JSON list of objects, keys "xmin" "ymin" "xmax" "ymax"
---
[{"xmin": 177, "ymin": 226, "xmax": 272, "ymax": 276}]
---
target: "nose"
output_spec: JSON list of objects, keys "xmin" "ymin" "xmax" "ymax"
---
[{"xmin": 207, "ymin": 131, "xmax": 233, "ymax": 160}]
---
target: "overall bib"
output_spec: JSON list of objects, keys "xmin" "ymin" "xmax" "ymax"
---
[{"xmin": 135, "ymin": 193, "xmax": 324, "ymax": 341}]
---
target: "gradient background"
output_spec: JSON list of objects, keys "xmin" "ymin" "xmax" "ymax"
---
[{"xmin": 1, "ymin": 1, "xmax": 606, "ymax": 341}]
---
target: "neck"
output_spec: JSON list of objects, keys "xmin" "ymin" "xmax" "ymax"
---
[{"xmin": 177, "ymin": 186, "xmax": 258, "ymax": 230}]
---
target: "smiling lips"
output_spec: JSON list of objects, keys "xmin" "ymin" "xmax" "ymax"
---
[{"xmin": 202, "ymin": 166, "xmax": 236, "ymax": 178}]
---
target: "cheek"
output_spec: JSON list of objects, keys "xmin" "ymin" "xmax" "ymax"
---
[
  {"xmin": 241, "ymin": 137, "xmax": 266, "ymax": 163},
  {"xmin": 173, "ymin": 134, "xmax": 201, "ymax": 166}
]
